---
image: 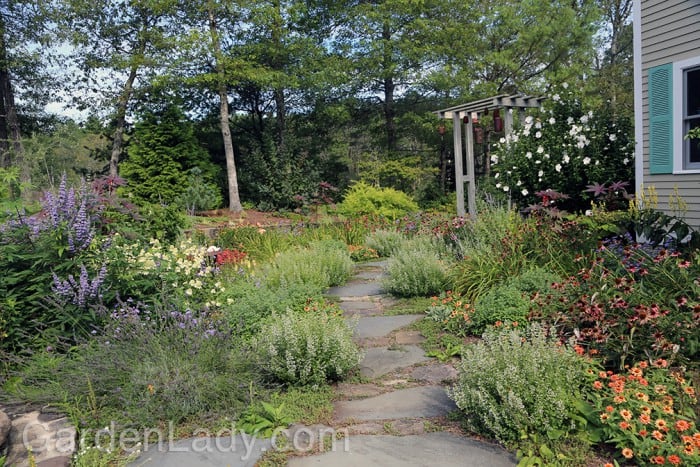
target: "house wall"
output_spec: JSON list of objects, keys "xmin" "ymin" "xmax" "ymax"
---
[{"xmin": 638, "ymin": 0, "xmax": 700, "ymax": 228}]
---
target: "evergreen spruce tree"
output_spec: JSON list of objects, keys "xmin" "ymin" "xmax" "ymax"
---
[{"xmin": 121, "ymin": 104, "xmax": 215, "ymax": 205}]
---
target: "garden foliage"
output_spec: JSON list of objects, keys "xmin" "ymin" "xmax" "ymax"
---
[
  {"xmin": 449, "ymin": 323, "xmax": 591, "ymax": 447},
  {"xmin": 469, "ymin": 268, "xmax": 560, "ymax": 334},
  {"xmin": 10, "ymin": 298, "xmax": 253, "ymax": 428},
  {"xmin": 120, "ymin": 104, "xmax": 220, "ymax": 206},
  {"xmin": 337, "ymin": 181, "xmax": 419, "ymax": 220},
  {"xmin": 382, "ymin": 236, "xmax": 449, "ymax": 297},
  {"xmin": 263, "ymin": 240, "xmax": 353, "ymax": 291},
  {"xmin": 364, "ymin": 229, "xmax": 406, "ymax": 257},
  {"xmin": 0, "ymin": 177, "xmax": 107, "ymax": 351},
  {"xmin": 254, "ymin": 308, "xmax": 362, "ymax": 387},
  {"xmin": 532, "ymin": 236, "xmax": 700, "ymax": 369}
]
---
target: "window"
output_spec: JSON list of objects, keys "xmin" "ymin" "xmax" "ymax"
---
[
  {"xmin": 648, "ymin": 58, "xmax": 700, "ymax": 174},
  {"xmin": 685, "ymin": 67, "xmax": 700, "ymax": 168}
]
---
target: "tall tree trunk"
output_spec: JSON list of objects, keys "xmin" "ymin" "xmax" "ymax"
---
[
  {"xmin": 383, "ymin": 75, "xmax": 396, "ymax": 152},
  {"xmin": 209, "ymin": 8, "xmax": 242, "ymax": 213},
  {"xmin": 381, "ymin": 22, "xmax": 396, "ymax": 152},
  {"xmin": 272, "ymin": 0, "xmax": 286, "ymax": 154},
  {"xmin": 0, "ymin": 79, "xmax": 8, "ymax": 168},
  {"xmin": 109, "ymin": 64, "xmax": 138, "ymax": 177},
  {"xmin": 0, "ymin": 20, "xmax": 25, "ymax": 177},
  {"xmin": 274, "ymin": 87, "xmax": 286, "ymax": 154}
]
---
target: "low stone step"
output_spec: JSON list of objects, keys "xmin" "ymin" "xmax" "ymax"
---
[
  {"xmin": 353, "ymin": 315, "xmax": 423, "ymax": 339},
  {"xmin": 359, "ymin": 345, "xmax": 430, "ymax": 378},
  {"xmin": 338, "ymin": 300, "xmax": 384, "ymax": 317},
  {"xmin": 287, "ymin": 432, "xmax": 516, "ymax": 467},
  {"xmin": 129, "ymin": 434, "xmax": 271, "ymax": 467},
  {"xmin": 327, "ymin": 279, "xmax": 385, "ymax": 298},
  {"xmin": 5, "ymin": 411, "xmax": 75, "ymax": 467},
  {"xmin": 410, "ymin": 363, "xmax": 459, "ymax": 384},
  {"xmin": 353, "ymin": 268, "xmax": 385, "ymax": 281},
  {"xmin": 333, "ymin": 386, "xmax": 456, "ymax": 423}
]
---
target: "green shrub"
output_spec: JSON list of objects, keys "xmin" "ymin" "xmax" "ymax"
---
[
  {"xmin": 254, "ymin": 310, "xmax": 362, "ymax": 387},
  {"xmin": 506, "ymin": 267, "xmax": 560, "ymax": 294},
  {"xmin": 472, "ymin": 286, "xmax": 530, "ymax": 333},
  {"xmin": 348, "ymin": 244, "xmax": 380, "ymax": 262},
  {"xmin": 136, "ymin": 202, "xmax": 187, "ymax": 242},
  {"xmin": 450, "ymin": 209, "xmax": 532, "ymax": 302},
  {"xmin": 263, "ymin": 240, "xmax": 353, "ymax": 291},
  {"xmin": 382, "ymin": 237, "xmax": 449, "ymax": 297},
  {"xmin": 120, "ymin": 104, "xmax": 218, "ymax": 206},
  {"xmin": 177, "ymin": 167, "xmax": 223, "ymax": 215},
  {"xmin": 364, "ymin": 229, "xmax": 406, "ymax": 257},
  {"xmin": 449, "ymin": 323, "xmax": 590, "ymax": 447},
  {"xmin": 425, "ymin": 291, "xmax": 474, "ymax": 337},
  {"xmin": 338, "ymin": 181, "xmax": 419, "ymax": 220},
  {"xmin": 468, "ymin": 268, "xmax": 561, "ymax": 335}
]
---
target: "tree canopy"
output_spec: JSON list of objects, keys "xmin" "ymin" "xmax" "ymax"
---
[{"xmin": 3, "ymin": 0, "xmax": 633, "ymax": 211}]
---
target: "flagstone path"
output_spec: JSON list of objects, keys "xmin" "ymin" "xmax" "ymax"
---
[{"xmin": 132, "ymin": 260, "xmax": 516, "ymax": 466}]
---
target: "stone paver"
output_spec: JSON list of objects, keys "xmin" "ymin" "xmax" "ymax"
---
[
  {"xmin": 5, "ymin": 411, "xmax": 75, "ymax": 467},
  {"xmin": 410, "ymin": 364, "xmax": 458, "ymax": 384},
  {"xmin": 353, "ymin": 268, "xmax": 385, "ymax": 281},
  {"xmin": 333, "ymin": 386, "xmax": 456, "ymax": 422},
  {"xmin": 394, "ymin": 330, "xmax": 425, "ymax": 345},
  {"xmin": 353, "ymin": 315, "xmax": 423, "ymax": 339},
  {"xmin": 359, "ymin": 345, "xmax": 430, "ymax": 378},
  {"xmin": 338, "ymin": 300, "xmax": 384, "ymax": 317},
  {"xmin": 287, "ymin": 432, "xmax": 516, "ymax": 467},
  {"xmin": 0, "ymin": 409, "xmax": 10, "ymax": 450},
  {"xmin": 334, "ymin": 383, "xmax": 388, "ymax": 400},
  {"xmin": 129, "ymin": 435, "xmax": 271, "ymax": 467},
  {"xmin": 327, "ymin": 280, "xmax": 384, "ymax": 298}
]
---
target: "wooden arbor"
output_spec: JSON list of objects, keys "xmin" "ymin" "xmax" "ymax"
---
[{"xmin": 435, "ymin": 94, "xmax": 545, "ymax": 218}]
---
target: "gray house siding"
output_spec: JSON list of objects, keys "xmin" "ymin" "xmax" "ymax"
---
[{"xmin": 638, "ymin": 0, "xmax": 700, "ymax": 228}]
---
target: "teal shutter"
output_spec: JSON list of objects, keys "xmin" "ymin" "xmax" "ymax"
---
[{"xmin": 648, "ymin": 63, "xmax": 674, "ymax": 174}]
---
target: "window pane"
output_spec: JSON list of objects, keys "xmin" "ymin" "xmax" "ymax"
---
[
  {"xmin": 687, "ymin": 68, "xmax": 700, "ymax": 117},
  {"xmin": 689, "ymin": 118, "xmax": 700, "ymax": 164}
]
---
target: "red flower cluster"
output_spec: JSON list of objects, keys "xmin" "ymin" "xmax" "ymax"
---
[{"xmin": 215, "ymin": 248, "xmax": 247, "ymax": 266}]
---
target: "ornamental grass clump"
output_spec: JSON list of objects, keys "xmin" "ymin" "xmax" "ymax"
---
[
  {"xmin": 583, "ymin": 360, "xmax": 699, "ymax": 466},
  {"xmin": 382, "ymin": 237, "xmax": 449, "ymax": 297},
  {"xmin": 449, "ymin": 323, "xmax": 591, "ymax": 446},
  {"xmin": 254, "ymin": 309, "xmax": 362, "ymax": 387}
]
